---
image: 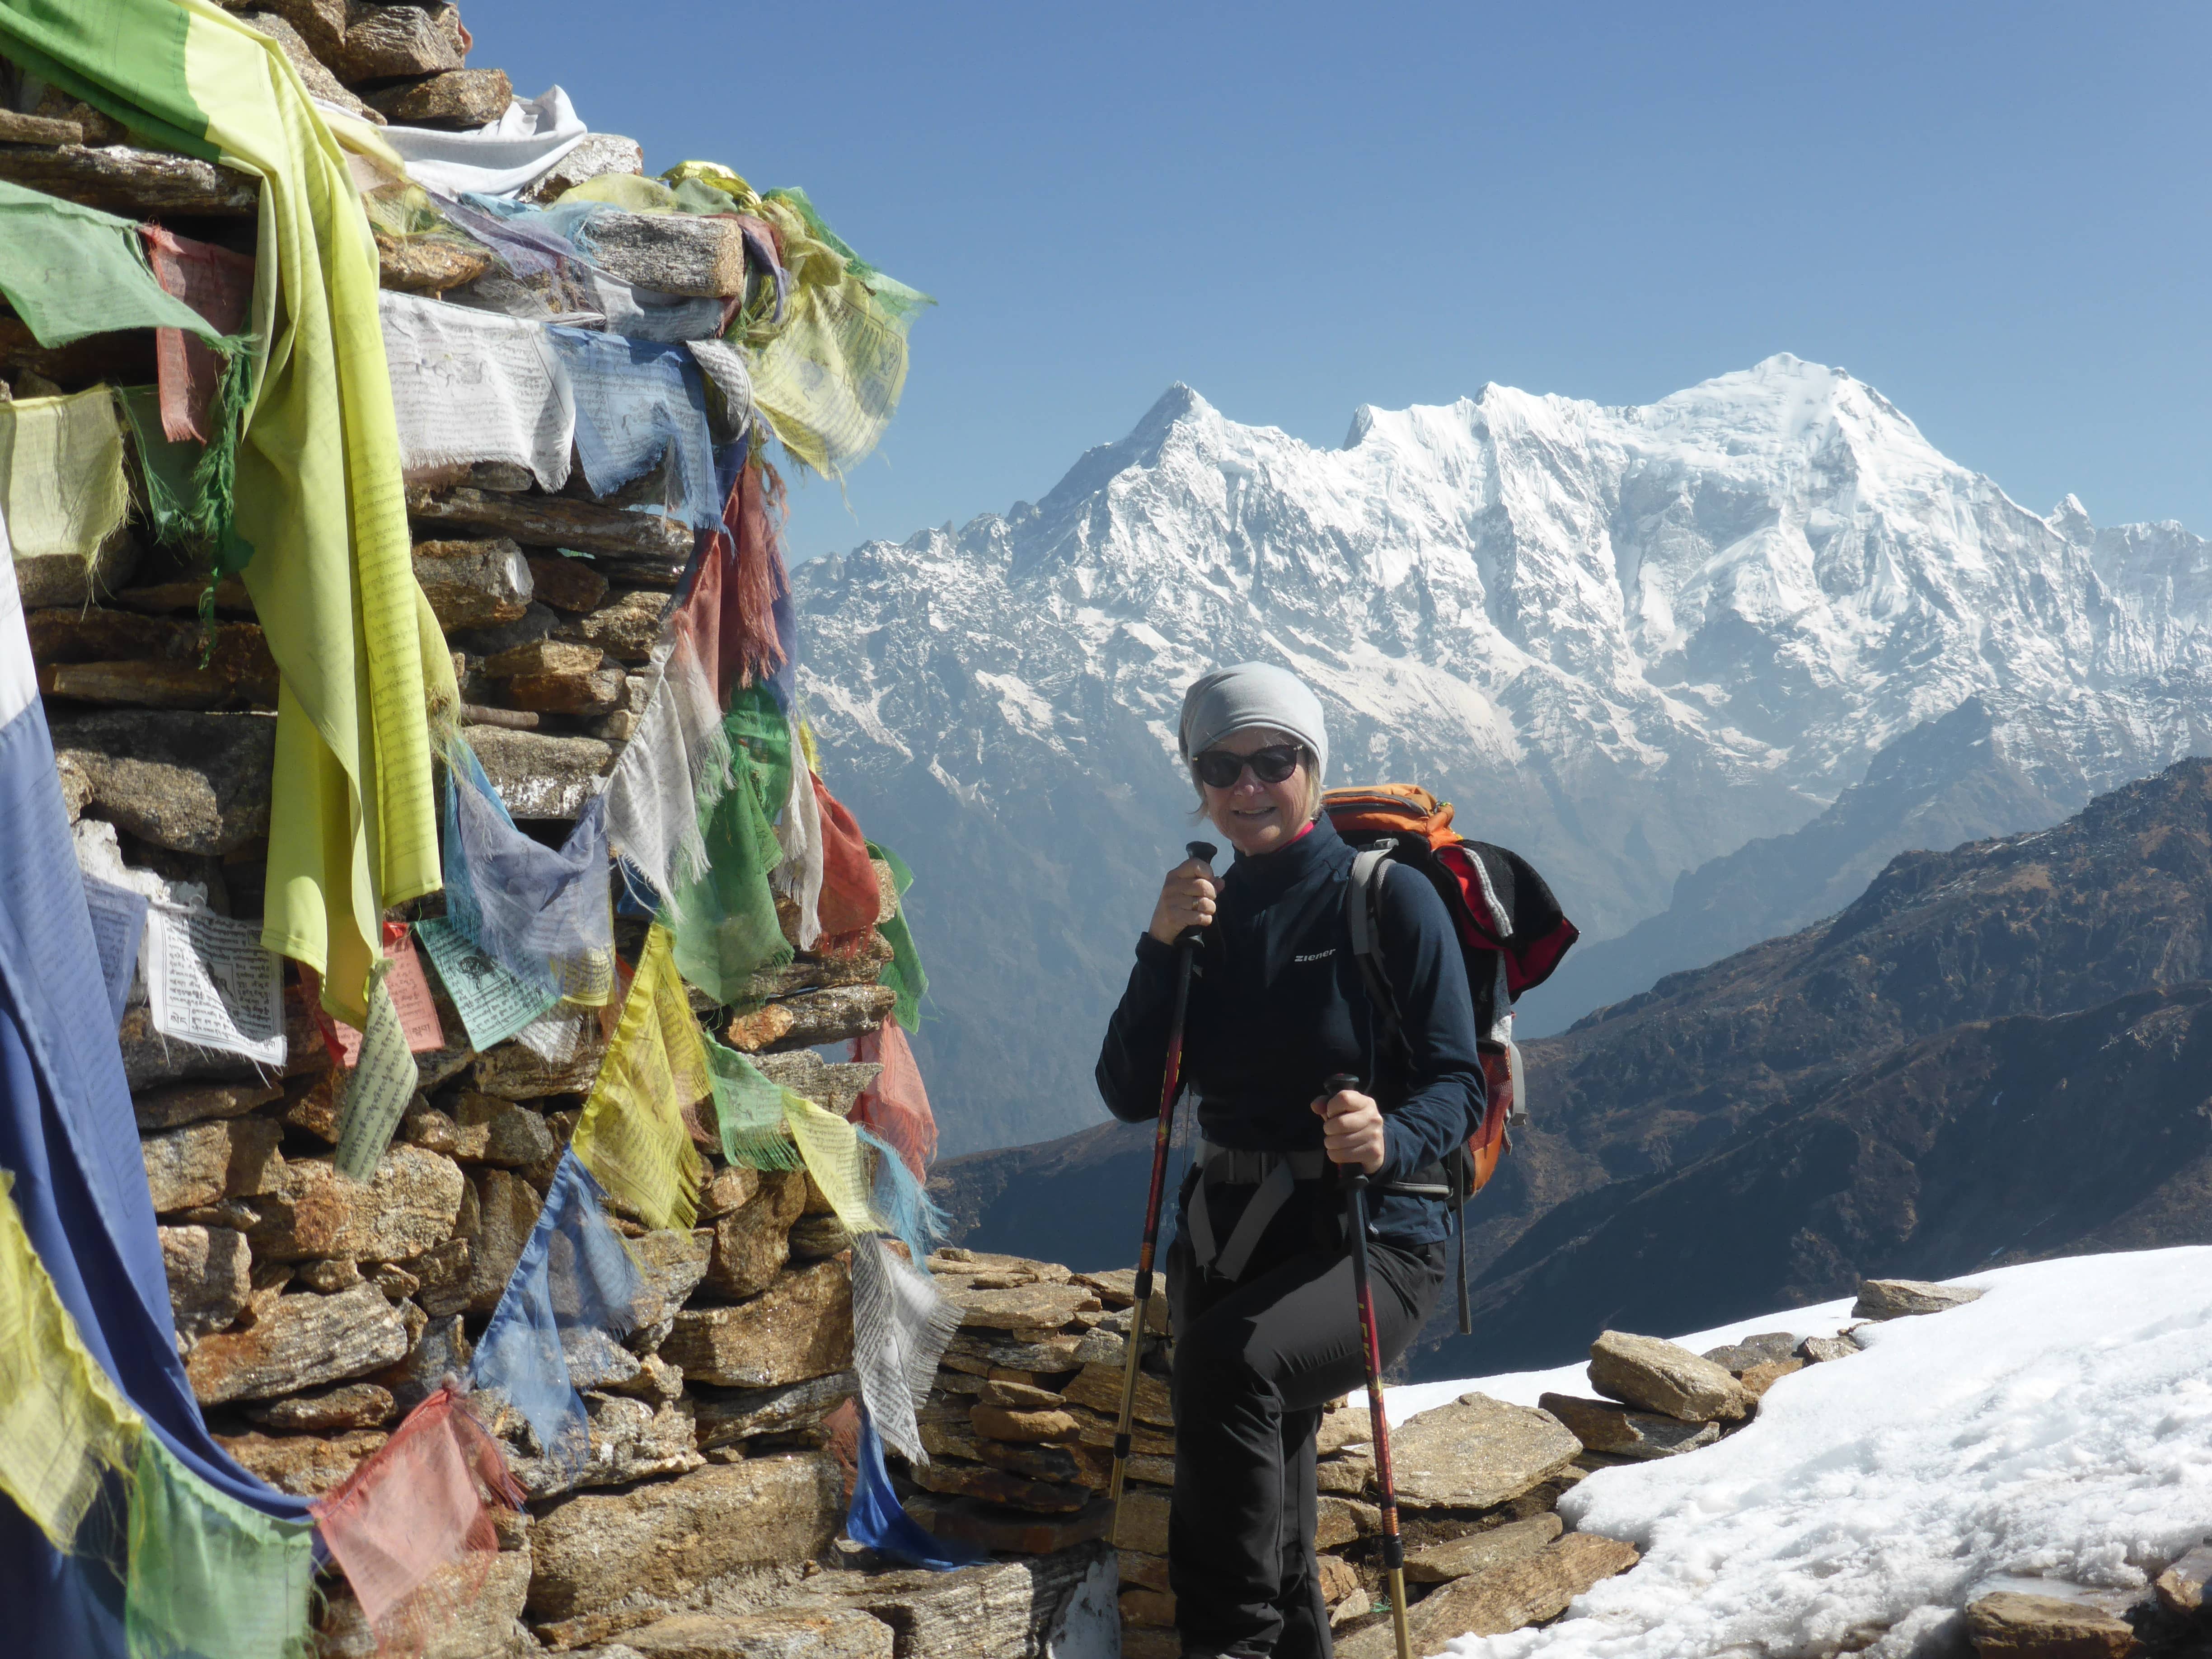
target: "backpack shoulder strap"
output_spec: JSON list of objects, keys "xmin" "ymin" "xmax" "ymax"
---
[{"xmin": 1345, "ymin": 848, "xmax": 1409, "ymax": 1075}]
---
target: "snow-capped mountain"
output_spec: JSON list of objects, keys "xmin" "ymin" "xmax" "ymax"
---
[{"xmin": 794, "ymin": 356, "xmax": 2212, "ymax": 1153}]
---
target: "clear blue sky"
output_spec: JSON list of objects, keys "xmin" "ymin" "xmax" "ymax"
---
[{"xmin": 466, "ymin": 0, "xmax": 2210, "ymax": 562}]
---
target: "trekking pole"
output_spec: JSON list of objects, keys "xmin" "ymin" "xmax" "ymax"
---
[
  {"xmin": 1110, "ymin": 839, "xmax": 1218, "ymax": 1544},
  {"xmin": 1326, "ymin": 1071, "xmax": 1414, "ymax": 1659}
]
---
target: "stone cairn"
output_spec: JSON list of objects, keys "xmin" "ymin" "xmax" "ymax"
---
[{"xmin": 2, "ymin": 6, "xmax": 1118, "ymax": 1657}]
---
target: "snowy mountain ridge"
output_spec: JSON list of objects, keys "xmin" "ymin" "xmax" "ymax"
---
[{"xmin": 795, "ymin": 356, "xmax": 2212, "ymax": 1151}]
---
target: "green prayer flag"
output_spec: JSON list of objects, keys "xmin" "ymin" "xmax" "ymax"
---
[
  {"xmin": 703, "ymin": 1036, "xmax": 805, "ymax": 1171},
  {"xmin": 668, "ymin": 698, "xmax": 795, "ymax": 1005},
  {"xmin": 126, "ymin": 1434, "xmax": 316, "ymax": 1659},
  {"xmin": 0, "ymin": 178, "xmax": 226, "ymax": 349},
  {"xmin": 867, "ymin": 840, "xmax": 927, "ymax": 1028}
]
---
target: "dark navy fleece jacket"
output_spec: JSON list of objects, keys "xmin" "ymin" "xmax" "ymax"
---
[{"xmin": 1095, "ymin": 814, "xmax": 1484, "ymax": 1245}]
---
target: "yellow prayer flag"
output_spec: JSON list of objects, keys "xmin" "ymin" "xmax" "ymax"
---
[
  {"xmin": 0, "ymin": 389, "xmax": 128, "ymax": 565},
  {"xmin": 781, "ymin": 1090, "xmax": 880, "ymax": 1242},
  {"xmin": 572, "ymin": 925, "xmax": 706, "ymax": 1230},
  {"xmin": 0, "ymin": 1172, "xmax": 143, "ymax": 1551}
]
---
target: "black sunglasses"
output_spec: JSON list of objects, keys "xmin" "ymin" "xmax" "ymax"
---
[{"xmin": 1194, "ymin": 744, "xmax": 1303, "ymax": 788}]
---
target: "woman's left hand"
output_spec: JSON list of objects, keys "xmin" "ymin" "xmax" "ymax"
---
[{"xmin": 1313, "ymin": 1086, "xmax": 1385, "ymax": 1174}]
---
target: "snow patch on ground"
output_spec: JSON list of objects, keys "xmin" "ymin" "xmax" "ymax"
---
[{"xmin": 1387, "ymin": 1249, "xmax": 2212, "ymax": 1659}]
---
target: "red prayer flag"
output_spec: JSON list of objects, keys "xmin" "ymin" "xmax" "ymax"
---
[
  {"xmin": 141, "ymin": 225, "xmax": 253, "ymax": 444},
  {"xmin": 811, "ymin": 777, "xmax": 880, "ymax": 938},
  {"xmin": 850, "ymin": 1017, "xmax": 936, "ymax": 1180},
  {"xmin": 311, "ymin": 1386, "xmax": 525, "ymax": 1649}
]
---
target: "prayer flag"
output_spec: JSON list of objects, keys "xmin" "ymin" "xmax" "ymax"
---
[
  {"xmin": 414, "ymin": 916, "xmax": 559, "ymax": 1052},
  {"xmin": 0, "ymin": 389, "xmax": 129, "ymax": 566},
  {"xmin": 0, "ymin": 0, "xmax": 463, "ymax": 1027},
  {"xmin": 571, "ymin": 925, "xmax": 707, "ymax": 1230},
  {"xmin": 311, "ymin": 1386, "xmax": 525, "ymax": 1648},
  {"xmin": 470, "ymin": 1150, "xmax": 643, "ymax": 1477},
  {"xmin": 142, "ymin": 900, "xmax": 287, "ymax": 1068}
]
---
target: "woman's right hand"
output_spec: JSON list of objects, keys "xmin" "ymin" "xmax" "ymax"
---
[{"xmin": 1147, "ymin": 858, "xmax": 1218, "ymax": 945}]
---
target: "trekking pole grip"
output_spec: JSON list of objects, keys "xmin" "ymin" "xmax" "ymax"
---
[{"xmin": 1176, "ymin": 840, "xmax": 1218, "ymax": 948}]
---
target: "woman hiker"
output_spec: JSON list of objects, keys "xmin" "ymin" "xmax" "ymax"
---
[{"xmin": 1096, "ymin": 662, "xmax": 1485, "ymax": 1659}]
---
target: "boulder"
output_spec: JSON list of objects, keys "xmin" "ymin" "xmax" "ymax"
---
[
  {"xmin": 969, "ymin": 1403, "xmax": 1081, "ymax": 1445},
  {"xmin": 414, "ymin": 536, "xmax": 534, "ymax": 630},
  {"xmin": 375, "ymin": 1312, "xmax": 472, "ymax": 1411},
  {"xmin": 1404, "ymin": 1512, "xmax": 1565, "ymax": 1585},
  {"xmin": 319, "ymin": 1546, "xmax": 532, "ymax": 1659},
  {"xmin": 579, "ymin": 211, "xmax": 748, "ymax": 298},
  {"xmin": 524, "ymin": 554, "xmax": 612, "ymax": 616},
  {"xmin": 411, "ymin": 486, "xmax": 691, "ymax": 565},
  {"xmin": 2156, "ymin": 1544, "xmax": 2212, "ymax": 1615},
  {"xmin": 14, "ymin": 522, "xmax": 138, "ymax": 608},
  {"xmin": 721, "ymin": 987, "xmax": 893, "ymax": 1059},
  {"xmin": 907, "ymin": 1456, "xmax": 1090, "ymax": 1514},
  {"xmin": 788, "ymin": 1216, "xmax": 848, "ymax": 1261},
  {"xmin": 785, "ymin": 1542, "xmax": 1118, "ymax": 1659},
  {"xmin": 508, "ymin": 1394, "xmax": 702, "ymax": 1500},
  {"xmin": 142, "ymin": 1117, "xmax": 285, "ymax": 1213},
  {"xmin": 1338, "ymin": 1532, "xmax": 1640, "ymax": 1658},
  {"xmin": 467, "ymin": 728, "xmax": 614, "ymax": 821},
  {"xmin": 566, "ymin": 589, "xmax": 670, "ymax": 662},
  {"xmin": 1740, "ymin": 1358, "xmax": 1806, "ymax": 1398},
  {"xmin": 899, "ymin": 1493, "xmax": 1110, "ymax": 1558},
  {"xmin": 628, "ymin": 1228, "xmax": 715, "ymax": 1327},
  {"xmin": 1387, "ymin": 1393, "xmax": 1581, "ymax": 1510},
  {"xmin": 471, "ymin": 1024, "xmax": 610, "ymax": 1096},
  {"xmin": 1854, "ymin": 1279, "xmax": 1987, "ymax": 1321},
  {"xmin": 619, "ymin": 1607, "xmax": 893, "ymax": 1659},
  {"xmin": 1537, "ymin": 1394, "xmax": 1724, "ymax": 1460},
  {"xmin": 49, "ymin": 709, "xmax": 275, "ymax": 855},
  {"xmin": 244, "ymin": 1382, "xmax": 396, "ymax": 1433},
  {"xmin": 950, "ymin": 1281, "xmax": 1102, "ymax": 1336},
  {"xmin": 663, "ymin": 1261, "xmax": 851, "ymax": 1387},
  {"xmin": 519, "ymin": 132, "xmax": 647, "ymax": 206},
  {"xmin": 159, "ymin": 1223, "xmax": 251, "ymax": 1340},
  {"xmin": 704, "ymin": 1172, "xmax": 805, "ymax": 1300},
  {"xmin": 526, "ymin": 1456, "xmax": 845, "ymax": 1627},
  {"xmin": 248, "ymin": 1144, "xmax": 466, "ymax": 1262},
  {"xmin": 366, "ymin": 67, "xmax": 513, "ymax": 127},
  {"xmin": 408, "ymin": 1236, "xmax": 475, "ymax": 1318},
  {"xmin": 185, "ymin": 1283, "xmax": 411, "ymax": 1403},
  {"xmin": 1966, "ymin": 1592, "xmax": 2141, "ymax": 1659},
  {"xmin": 465, "ymin": 1168, "xmax": 543, "ymax": 1314},
  {"xmin": 1313, "ymin": 1497, "xmax": 1379, "ymax": 1550},
  {"xmin": 1589, "ymin": 1331, "xmax": 1752, "ymax": 1423},
  {"xmin": 692, "ymin": 1372, "xmax": 856, "ymax": 1451},
  {"xmin": 328, "ymin": 2, "xmax": 463, "ymax": 80},
  {"xmin": 1798, "ymin": 1332, "xmax": 1865, "ymax": 1364},
  {"xmin": 1700, "ymin": 1331, "xmax": 1802, "ymax": 1375},
  {"xmin": 1055, "ymin": 1361, "xmax": 1172, "ymax": 1428},
  {"xmin": 405, "ymin": 1092, "xmax": 557, "ymax": 1168},
  {"xmin": 133, "ymin": 1079, "xmax": 282, "ymax": 1133},
  {"xmin": 213, "ymin": 1427, "xmax": 389, "ymax": 1496}
]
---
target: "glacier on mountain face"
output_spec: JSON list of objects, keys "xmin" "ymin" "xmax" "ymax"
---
[{"xmin": 794, "ymin": 355, "xmax": 2212, "ymax": 1153}]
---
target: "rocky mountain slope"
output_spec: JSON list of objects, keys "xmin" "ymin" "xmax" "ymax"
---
[
  {"xmin": 795, "ymin": 359, "xmax": 2212, "ymax": 1152},
  {"xmin": 935, "ymin": 759, "xmax": 2212, "ymax": 1375}
]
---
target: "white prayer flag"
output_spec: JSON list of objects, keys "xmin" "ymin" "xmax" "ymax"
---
[{"xmin": 144, "ymin": 901, "xmax": 286, "ymax": 1066}]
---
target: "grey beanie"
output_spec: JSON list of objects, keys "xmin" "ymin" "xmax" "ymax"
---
[{"xmin": 1177, "ymin": 662, "xmax": 1329, "ymax": 784}]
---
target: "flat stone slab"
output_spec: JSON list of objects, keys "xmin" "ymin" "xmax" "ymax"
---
[
  {"xmin": 1855, "ymin": 1278, "xmax": 1987, "ymax": 1320},
  {"xmin": 1388, "ymin": 1392, "xmax": 1581, "ymax": 1510},
  {"xmin": 1405, "ymin": 1512, "xmax": 1564, "ymax": 1584},
  {"xmin": 1967, "ymin": 1591, "xmax": 2140, "ymax": 1659},
  {"xmin": 1340, "ymin": 1532, "xmax": 1640, "ymax": 1658},
  {"xmin": 1589, "ymin": 1331, "xmax": 1751, "ymax": 1423},
  {"xmin": 621, "ymin": 1606, "xmax": 895, "ymax": 1658},
  {"xmin": 1538, "ymin": 1393, "xmax": 1723, "ymax": 1460}
]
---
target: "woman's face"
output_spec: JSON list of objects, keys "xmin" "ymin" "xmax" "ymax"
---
[{"xmin": 1200, "ymin": 726, "xmax": 1311, "ymax": 857}]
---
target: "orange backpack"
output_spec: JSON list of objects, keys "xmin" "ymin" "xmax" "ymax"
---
[{"xmin": 1324, "ymin": 786, "xmax": 1579, "ymax": 1327}]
